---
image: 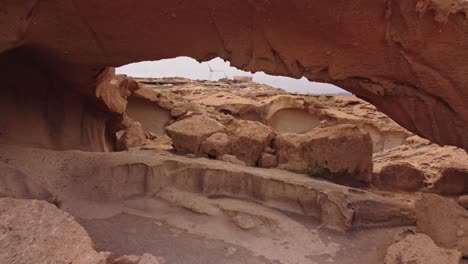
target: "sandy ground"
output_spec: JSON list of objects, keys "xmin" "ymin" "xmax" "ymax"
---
[
  {"xmin": 80, "ymin": 214, "xmax": 273, "ymax": 264},
  {"xmin": 79, "ymin": 207, "xmax": 411, "ymax": 264}
]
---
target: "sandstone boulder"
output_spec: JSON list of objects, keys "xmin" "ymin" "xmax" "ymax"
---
[
  {"xmin": 95, "ymin": 68, "xmax": 140, "ymax": 115},
  {"xmin": 157, "ymin": 99, "xmax": 175, "ymax": 110},
  {"xmin": 166, "ymin": 115, "xmax": 226, "ymax": 154},
  {"xmin": 0, "ymin": 198, "xmax": 110, "ymax": 264},
  {"xmin": 275, "ymin": 124, "xmax": 373, "ymax": 185},
  {"xmin": 231, "ymin": 213, "xmax": 260, "ymax": 230},
  {"xmin": 384, "ymin": 234, "xmax": 462, "ymax": 264},
  {"xmin": 432, "ymin": 165, "xmax": 468, "ymax": 195},
  {"xmin": 200, "ymin": 132, "xmax": 231, "ymax": 158},
  {"xmin": 116, "ymin": 122, "xmax": 147, "ymax": 151},
  {"xmin": 415, "ymin": 194, "xmax": 468, "ymax": 257},
  {"xmin": 459, "ymin": 195, "xmax": 468, "ymax": 210},
  {"xmin": 226, "ymin": 120, "xmax": 276, "ymax": 166},
  {"xmin": 373, "ymin": 162, "xmax": 426, "ymax": 192},
  {"xmin": 259, "ymin": 153, "xmax": 277, "ymax": 168},
  {"xmin": 170, "ymin": 107, "xmax": 188, "ymax": 118}
]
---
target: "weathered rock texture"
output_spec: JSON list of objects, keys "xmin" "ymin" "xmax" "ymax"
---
[
  {"xmin": 415, "ymin": 194, "xmax": 468, "ymax": 257},
  {"xmin": 384, "ymin": 234, "xmax": 462, "ymax": 264},
  {"xmin": 275, "ymin": 124, "xmax": 373, "ymax": 185},
  {"xmin": 166, "ymin": 115, "xmax": 226, "ymax": 154},
  {"xmin": 373, "ymin": 136, "xmax": 468, "ymax": 193},
  {"xmin": 0, "ymin": 0, "xmax": 467, "ymax": 150},
  {"xmin": 0, "ymin": 144, "xmax": 415, "ymax": 232},
  {"xmin": 0, "ymin": 198, "xmax": 165, "ymax": 264},
  {"xmin": 0, "ymin": 198, "xmax": 110, "ymax": 264}
]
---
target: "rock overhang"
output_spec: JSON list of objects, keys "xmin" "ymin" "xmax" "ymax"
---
[{"xmin": 0, "ymin": 0, "xmax": 467, "ymax": 150}]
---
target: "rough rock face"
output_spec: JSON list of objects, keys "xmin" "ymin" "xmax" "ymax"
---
[
  {"xmin": 1, "ymin": 0, "xmax": 468, "ymax": 151},
  {"xmin": 415, "ymin": 194, "xmax": 468, "ymax": 257},
  {"xmin": 373, "ymin": 162, "xmax": 426, "ymax": 192},
  {"xmin": 0, "ymin": 198, "xmax": 165, "ymax": 264},
  {"xmin": 384, "ymin": 234, "xmax": 462, "ymax": 264},
  {"xmin": 373, "ymin": 136, "xmax": 468, "ymax": 193},
  {"xmin": 126, "ymin": 88, "xmax": 174, "ymax": 136},
  {"xmin": 433, "ymin": 165, "xmax": 468, "ymax": 195},
  {"xmin": 115, "ymin": 122, "xmax": 147, "ymax": 151},
  {"xmin": 275, "ymin": 124, "xmax": 373, "ymax": 184},
  {"xmin": 226, "ymin": 120, "xmax": 276, "ymax": 166},
  {"xmin": 96, "ymin": 68, "xmax": 140, "ymax": 115},
  {"xmin": 166, "ymin": 115, "xmax": 226, "ymax": 154},
  {"xmin": 0, "ymin": 144, "xmax": 415, "ymax": 232},
  {"xmin": 200, "ymin": 132, "xmax": 231, "ymax": 158},
  {"xmin": 0, "ymin": 198, "xmax": 110, "ymax": 264}
]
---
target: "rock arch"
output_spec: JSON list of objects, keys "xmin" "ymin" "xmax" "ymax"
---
[{"xmin": 1, "ymin": 0, "xmax": 467, "ymax": 150}]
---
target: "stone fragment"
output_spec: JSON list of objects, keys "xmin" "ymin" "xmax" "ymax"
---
[
  {"xmin": 227, "ymin": 120, "xmax": 276, "ymax": 166},
  {"xmin": 116, "ymin": 122, "xmax": 146, "ymax": 151},
  {"xmin": 264, "ymin": 146, "xmax": 275, "ymax": 154},
  {"xmin": 200, "ymin": 132, "xmax": 231, "ymax": 158},
  {"xmin": 0, "ymin": 198, "xmax": 109, "ymax": 264},
  {"xmin": 232, "ymin": 213, "xmax": 259, "ymax": 230},
  {"xmin": 458, "ymin": 195, "xmax": 468, "ymax": 209},
  {"xmin": 275, "ymin": 124, "xmax": 373, "ymax": 184},
  {"xmin": 384, "ymin": 234, "xmax": 462, "ymax": 264},
  {"xmin": 170, "ymin": 107, "xmax": 188, "ymax": 117},
  {"xmin": 415, "ymin": 194, "xmax": 468, "ymax": 257},
  {"xmin": 157, "ymin": 99, "xmax": 175, "ymax": 110},
  {"xmin": 95, "ymin": 68, "xmax": 139, "ymax": 114},
  {"xmin": 373, "ymin": 162, "xmax": 425, "ymax": 192},
  {"xmin": 259, "ymin": 153, "xmax": 277, "ymax": 168},
  {"xmin": 432, "ymin": 165, "xmax": 468, "ymax": 195},
  {"xmin": 166, "ymin": 115, "xmax": 226, "ymax": 154}
]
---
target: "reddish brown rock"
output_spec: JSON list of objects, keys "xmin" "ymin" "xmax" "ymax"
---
[
  {"xmin": 166, "ymin": 115, "xmax": 226, "ymax": 154},
  {"xmin": 96, "ymin": 68, "xmax": 139, "ymax": 115},
  {"xmin": 432, "ymin": 165, "xmax": 468, "ymax": 195},
  {"xmin": 415, "ymin": 194, "xmax": 468, "ymax": 257},
  {"xmin": 259, "ymin": 153, "xmax": 277, "ymax": 168},
  {"xmin": 170, "ymin": 107, "xmax": 188, "ymax": 118},
  {"xmin": 200, "ymin": 132, "xmax": 231, "ymax": 158},
  {"xmin": 384, "ymin": 234, "xmax": 462, "ymax": 264},
  {"xmin": 0, "ymin": 198, "xmax": 110, "ymax": 264},
  {"xmin": 373, "ymin": 162, "xmax": 426, "ymax": 192},
  {"xmin": 459, "ymin": 195, "xmax": 468, "ymax": 210},
  {"xmin": 275, "ymin": 124, "xmax": 373, "ymax": 185},
  {"xmin": 116, "ymin": 122, "xmax": 147, "ymax": 151},
  {"xmin": 226, "ymin": 120, "xmax": 276, "ymax": 166}
]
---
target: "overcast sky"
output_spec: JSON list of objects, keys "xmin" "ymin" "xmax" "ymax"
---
[{"xmin": 116, "ymin": 57, "xmax": 349, "ymax": 95}]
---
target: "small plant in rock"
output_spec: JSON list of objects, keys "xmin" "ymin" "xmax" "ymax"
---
[
  {"xmin": 305, "ymin": 164, "xmax": 326, "ymax": 178},
  {"xmin": 317, "ymin": 95, "xmax": 328, "ymax": 102},
  {"xmin": 375, "ymin": 120, "xmax": 386, "ymax": 128}
]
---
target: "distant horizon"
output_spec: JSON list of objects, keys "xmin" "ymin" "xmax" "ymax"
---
[{"xmin": 117, "ymin": 57, "xmax": 351, "ymax": 95}]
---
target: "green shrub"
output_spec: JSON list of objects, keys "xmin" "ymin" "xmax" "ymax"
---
[{"xmin": 305, "ymin": 164, "xmax": 326, "ymax": 178}]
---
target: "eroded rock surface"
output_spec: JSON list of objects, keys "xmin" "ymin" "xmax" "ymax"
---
[
  {"xmin": 166, "ymin": 115, "xmax": 226, "ymax": 154},
  {"xmin": 275, "ymin": 124, "xmax": 373, "ymax": 185},
  {"xmin": 415, "ymin": 194, "xmax": 468, "ymax": 257},
  {"xmin": 2, "ymin": 0, "xmax": 468, "ymax": 150},
  {"xmin": 373, "ymin": 136, "xmax": 468, "ymax": 193},
  {"xmin": 384, "ymin": 233, "xmax": 462, "ymax": 264},
  {"xmin": 0, "ymin": 198, "xmax": 109, "ymax": 264},
  {"xmin": 0, "ymin": 144, "xmax": 415, "ymax": 232}
]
